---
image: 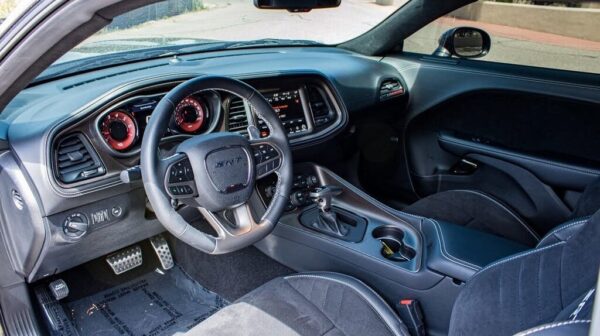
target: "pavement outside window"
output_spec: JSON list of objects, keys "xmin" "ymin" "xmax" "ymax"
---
[
  {"xmin": 60, "ymin": 0, "xmax": 406, "ymax": 63},
  {"xmin": 404, "ymin": 1, "xmax": 600, "ymax": 73},
  {"xmin": 64, "ymin": 0, "xmax": 600, "ymax": 74}
]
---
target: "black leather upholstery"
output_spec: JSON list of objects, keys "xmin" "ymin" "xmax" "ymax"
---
[
  {"xmin": 405, "ymin": 189, "xmax": 539, "ymax": 246},
  {"xmin": 187, "ymin": 272, "xmax": 409, "ymax": 336},
  {"xmin": 421, "ymin": 219, "xmax": 529, "ymax": 281},
  {"xmin": 404, "ymin": 177, "xmax": 600, "ymax": 247},
  {"xmin": 448, "ymin": 210, "xmax": 599, "ymax": 336}
]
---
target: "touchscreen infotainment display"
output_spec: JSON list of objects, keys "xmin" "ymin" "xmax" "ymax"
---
[
  {"xmin": 263, "ymin": 89, "xmax": 304, "ymax": 121},
  {"xmin": 258, "ymin": 88, "xmax": 308, "ymax": 137}
]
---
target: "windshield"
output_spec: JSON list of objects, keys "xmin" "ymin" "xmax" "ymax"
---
[{"xmin": 49, "ymin": 0, "xmax": 405, "ymax": 66}]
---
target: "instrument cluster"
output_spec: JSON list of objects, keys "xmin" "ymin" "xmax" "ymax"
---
[{"xmin": 97, "ymin": 91, "xmax": 221, "ymax": 153}]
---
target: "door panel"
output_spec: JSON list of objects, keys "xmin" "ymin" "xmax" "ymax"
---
[
  {"xmin": 438, "ymin": 132, "xmax": 600, "ymax": 190},
  {"xmin": 381, "ymin": 56, "xmax": 600, "ymax": 234}
]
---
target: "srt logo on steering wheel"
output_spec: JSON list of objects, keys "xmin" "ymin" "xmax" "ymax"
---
[{"xmin": 215, "ymin": 156, "xmax": 244, "ymax": 169}]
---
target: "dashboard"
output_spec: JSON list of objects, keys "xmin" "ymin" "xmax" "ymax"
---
[
  {"xmin": 51, "ymin": 74, "xmax": 344, "ymax": 188},
  {"xmin": 0, "ymin": 47, "xmax": 407, "ymax": 281}
]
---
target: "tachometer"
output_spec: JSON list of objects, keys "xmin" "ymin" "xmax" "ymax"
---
[
  {"xmin": 100, "ymin": 110, "xmax": 137, "ymax": 151},
  {"xmin": 175, "ymin": 96, "xmax": 205, "ymax": 133}
]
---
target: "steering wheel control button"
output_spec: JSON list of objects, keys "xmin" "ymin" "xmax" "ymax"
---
[
  {"xmin": 168, "ymin": 159, "xmax": 193, "ymax": 183},
  {"xmin": 165, "ymin": 156, "xmax": 198, "ymax": 199},
  {"xmin": 252, "ymin": 143, "xmax": 281, "ymax": 178},
  {"xmin": 63, "ymin": 213, "xmax": 89, "ymax": 238}
]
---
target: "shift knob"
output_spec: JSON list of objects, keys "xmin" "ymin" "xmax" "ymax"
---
[{"xmin": 309, "ymin": 185, "xmax": 343, "ymax": 212}]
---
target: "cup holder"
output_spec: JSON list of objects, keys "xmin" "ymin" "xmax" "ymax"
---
[{"xmin": 372, "ymin": 226, "xmax": 416, "ymax": 262}]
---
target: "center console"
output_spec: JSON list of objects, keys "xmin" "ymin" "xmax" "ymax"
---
[{"xmin": 254, "ymin": 163, "xmax": 530, "ymax": 336}]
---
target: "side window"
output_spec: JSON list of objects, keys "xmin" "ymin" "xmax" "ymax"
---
[{"xmin": 403, "ymin": 0, "xmax": 600, "ymax": 74}]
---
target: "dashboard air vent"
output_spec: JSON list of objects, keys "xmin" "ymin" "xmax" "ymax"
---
[
  {"xmin": 307, "ymin": 85, "xmax": 334, "ymax": 127},
  {"xmin": 228, "ymin": 98, "xmax": 249, "ymax": 137},
  {"xmin": 307, "ymin": 86, "xmax": 329, "ymax": 118},
  {"xmin": 54, "ymin": 134, "xmax": 105, "ymax": 184},
  {"xmin": 379, "ymin": 78, "xmax": 405, "ymax": 101}
]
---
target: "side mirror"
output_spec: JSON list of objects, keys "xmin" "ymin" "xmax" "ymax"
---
[
  {"xmin": 434, "ymin": 27, "xmax": 491, "ymax": 59},
  {"xmin": 254, "ymin": 0, "xmax": 341, "ymax": 12}
]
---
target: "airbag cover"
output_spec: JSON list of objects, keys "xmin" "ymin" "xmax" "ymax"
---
[{"xmin": 177, "ymin": 132, "xmax": 255, "ymax": 211}]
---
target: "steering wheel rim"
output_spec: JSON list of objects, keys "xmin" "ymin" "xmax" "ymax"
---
[{"xmin": 141, "ymin": 75, "xmax": 293, "ymax": 254}]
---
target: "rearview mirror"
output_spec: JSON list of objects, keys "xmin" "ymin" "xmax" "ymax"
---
[
  {"xmin": 434, "ymin": 27, "xmax": 491, "ymax": 59},
  {"xmin": 254, "ymin": 0, "xmax": 341, "ymax": 12}
]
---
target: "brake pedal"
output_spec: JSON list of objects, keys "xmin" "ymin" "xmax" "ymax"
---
[
  {"xmin": 150, "ymin": 235, "xmax": 174, "ymax": 270},
  {"xmin": 106, "ymin": 245, "xmax": 143, "ymax": 275}
]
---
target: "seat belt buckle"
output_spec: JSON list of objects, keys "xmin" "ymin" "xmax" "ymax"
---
[{"xmin": 395, "ymin": 299, "xmax": 426, "ymax": 336}]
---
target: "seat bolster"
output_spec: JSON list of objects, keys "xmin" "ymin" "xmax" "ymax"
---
[
  {"xmin": 284, "ymin": 272, "xmax": 409, "ymax": 336},
  {"xmin": 536, "ymin": 217, "xmax": 591, "ymax": 248},
  {"xmin": 187, "ymin": 272, "xmax": 409, "ymax": 336},
  {"xmin": 513, "ymin": 320, "xmax": 591, "ymax": 336}
]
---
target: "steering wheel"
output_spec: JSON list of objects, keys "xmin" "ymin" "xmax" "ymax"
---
[{"xmin": 141, "ymin": 76, "xmax": 293, "ymax": 254}]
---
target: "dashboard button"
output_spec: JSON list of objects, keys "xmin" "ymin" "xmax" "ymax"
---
[{"xmin": 111, "ymin": 206, "xmax": 123, "ymax": 217}]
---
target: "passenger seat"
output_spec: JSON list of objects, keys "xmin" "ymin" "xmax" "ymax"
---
[{"xmin": 403, "ymin": 177, "xmax": 600, "ymax": 246}]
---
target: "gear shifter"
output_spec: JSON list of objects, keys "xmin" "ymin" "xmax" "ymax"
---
[
  {"xmin": 299, "ymin": 184, "xmax": 367, "ymax": 242},
  {"xmin": 309, "ymin": 185, "xmax": 346, "ymax": 237}
]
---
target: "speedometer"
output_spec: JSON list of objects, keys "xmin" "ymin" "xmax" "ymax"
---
[
  {"xmin": 175, "ymin": 96, "xmax": 205, "ymax": 133},
  {"xmin": 100, "ymin": 110, "xmax": 137, "ymax": 151}
]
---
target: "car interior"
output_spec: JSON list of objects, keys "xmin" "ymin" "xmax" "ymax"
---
[{"xmin": 0, "ymin": 0, "xmax": 598, "ymax": 335}]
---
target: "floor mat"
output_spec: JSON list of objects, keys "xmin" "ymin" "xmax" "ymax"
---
[
  {"xmin": 174, "ymin": 240, "xmax": 293, "ymax": 302},
  {"xmin": 38, "ymin": 265, "xmax": 228, "ymax": 336}
]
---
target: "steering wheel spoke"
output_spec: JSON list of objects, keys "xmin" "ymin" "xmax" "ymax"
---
[
  {"xmin": 250, "ymin": 139, "xmax": 283, "ymax": 179},
  {"xmin": 161, "ymin": 152, "xmax": 198, "ymax": 200},
  {"xmin": 197, "ymin": 204, "xmax": 256, "ymax": 238}
]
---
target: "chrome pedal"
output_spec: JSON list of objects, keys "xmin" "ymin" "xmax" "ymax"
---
[
  {"xmin": 106, "ymin": 245, "xmax": 142, "ymax": 275},
  {"xmin": 150, "ymin": 235, "xmax": 174, "ymax": 270}
]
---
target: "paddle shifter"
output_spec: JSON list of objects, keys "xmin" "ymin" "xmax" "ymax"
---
[{"xmin": 308, "ymin": 185, "xmax": 347, "ymax": 237}]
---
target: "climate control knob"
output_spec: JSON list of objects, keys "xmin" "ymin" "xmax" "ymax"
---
[{"xmin": 63, "ymin": 213, "xmax": 89, "ymax": 238}]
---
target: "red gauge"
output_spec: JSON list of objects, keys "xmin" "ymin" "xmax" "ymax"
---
[
  {"xmin": 175, "ymin": 96, "xmax": 205, "ymax": 133},
  {"xmin": 100, "ymin": 110, "xmax": 137, "ymax": 151}
]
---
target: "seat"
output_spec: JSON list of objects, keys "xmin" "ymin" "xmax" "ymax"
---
[
  {"xmin": 188, "ymin": 210, "xmax": 600, "ymax": 336},
  {"xmin": 403, "ymin": 177, "xmax": 600, "ymax": 246},
  {"xmin": 188, "ymin": 272, "xmax": 408, "ymax": 336}
]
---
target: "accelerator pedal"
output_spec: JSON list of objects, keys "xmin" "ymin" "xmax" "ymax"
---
[
  {"xmin": 150, "ymin": 234, "xmax": 174, "ymax": 270},
  {"xmin": 106, "ymin": 245, "xmax": 143, "ymax": 275}
]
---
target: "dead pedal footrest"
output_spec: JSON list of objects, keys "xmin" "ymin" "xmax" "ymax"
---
[
  {"xmin": 106, "ymin": 245, "xmax": 143, "ymax": 275},
  {"xmin": 150, "ymin": 235, "xmax": 174, "ymax": 270}
]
